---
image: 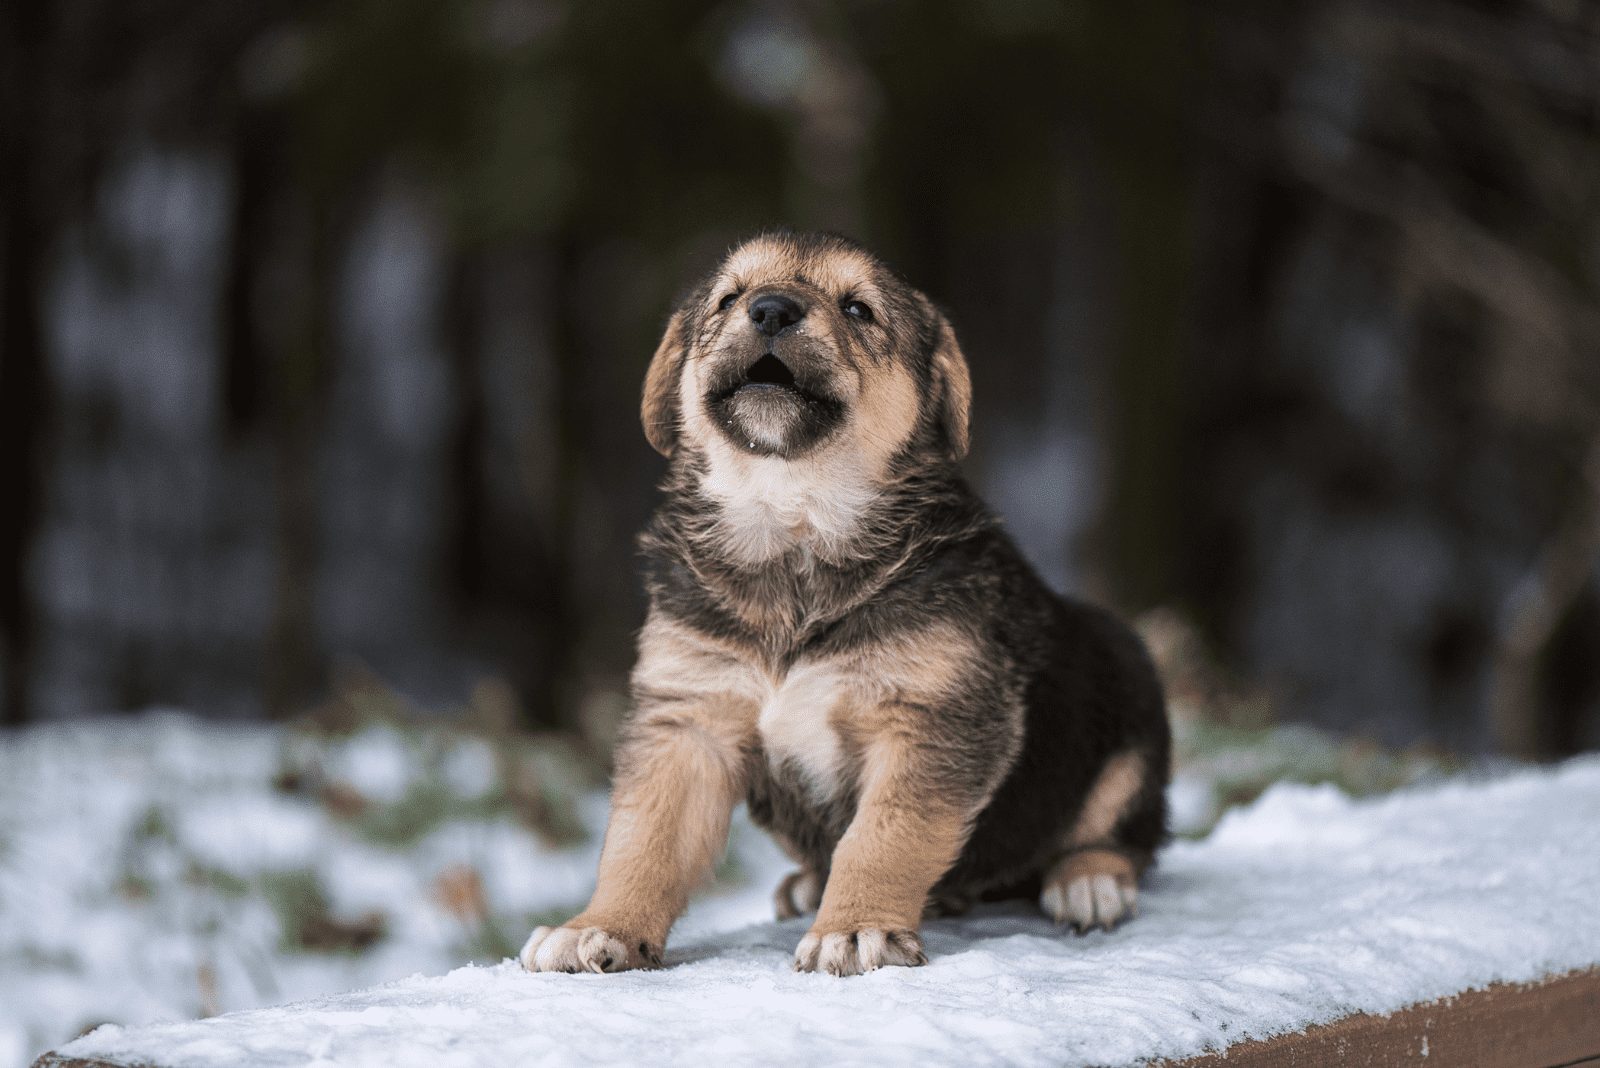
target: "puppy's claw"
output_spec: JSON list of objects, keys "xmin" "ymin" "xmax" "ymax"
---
[
  {"xmin": 1040, "ymin": 849, "xmax": 1139, "ymax": 933},
  {"xmin": 793, "ymin": 926, "xmax": 925, "ymax": 976},
  {"xmin": 519, "ymin": 923, "xmax": 659, "ymax": 974}
]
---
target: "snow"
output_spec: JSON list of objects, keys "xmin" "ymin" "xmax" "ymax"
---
[
  {"xmin": 0, "ymin": 714, "xmax": 785, "ymax": 1066},
  {"xmin": 0, "ymin": 721, "xmax": 507, "ymax": 1056},
  {"xmin": 36, "ymin": 738, "xmax": 1600, "ymax": 1067}
]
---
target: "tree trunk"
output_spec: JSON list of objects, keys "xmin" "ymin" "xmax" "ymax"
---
[
  {"xmin": 262, "ymin": 195, "xmax": 339, "ymax": 720},
  {"xmin": 0, "ymin": 1, "xmax": 48, "ymax": 727},
  {"xmin": 1489, "ymin": 439, "xmax": 1600, "ymax": 758}
]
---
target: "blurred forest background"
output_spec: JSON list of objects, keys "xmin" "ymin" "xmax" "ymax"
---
[{"xmin": 2, "ymin": 0, "xmax": 1597, "ymax": 757}]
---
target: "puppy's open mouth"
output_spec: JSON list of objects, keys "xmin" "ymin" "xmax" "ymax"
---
[
  {"xmin": 705, "ymin": 349, "xmax": 845, "ymax": 456},
  {"xmin": 713, "ymin": 353, "xmax": 825, "ymax": 405},
  {"xmin": 742, "ymin": 353, "xmax": 797, "ymax": 390}
]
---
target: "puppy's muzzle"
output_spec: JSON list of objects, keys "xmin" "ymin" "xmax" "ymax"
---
[{"xmin": 704, "ymin": 342, "xmax": 844, "ymax": 457}]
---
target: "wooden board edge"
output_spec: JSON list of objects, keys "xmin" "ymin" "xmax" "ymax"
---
[
  {"xmin": 31, "ymin": 1056, "xmax": 144, "ymax": 1068},
  {"xmin": 1164, "ymin": 968, "xmax": 1600, "ymax": 1068}
]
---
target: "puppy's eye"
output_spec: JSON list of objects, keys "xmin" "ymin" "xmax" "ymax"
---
[
  {"xmin": 842, "ymin": 299, "xmax": 873, "ymax": 322},
  {"xmin": 717, "ymin": 292, "xmax": 739, "ymax": 311}
]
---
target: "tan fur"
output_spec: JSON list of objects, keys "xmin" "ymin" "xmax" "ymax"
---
[
  {"xmin": 631, "ymin": 612, "xmax": 767, "ymax": 707},
  {"xmin": 1065, "ymin": 750, "xmax": 1146, "ymax": 850},
  {"xmin": 719, "ymin": 236, "xmax": 803, "ymax": 284},
  {"xmin": 1039, "ymin": 848, "xmax": 1138, "ymax": 932},
  {"xmin": 773, "ymin": 867, "xmax": 825, "ymax": 920},
  {"xmin": 850, "ymin": 358, "xmax": 921, "ymax": 471},
  {"xmin": 929, "ymin": 312, "xmax": 972, "ymax": 459},
  {"xmin": 720, "ymin": 236, "xmax": 879, "ymax": 299},
  {"xmin": 585, "ymin": 700, "xmax": 753, "ymax": 938},
  {"xmin": 642, "ymin": 311, "xmax": 688, "ymax": 457},
  {"xmin": 636, "ymin": 613, "xmax": 980, "ymax": 804},
  {"xmin": 676, "ymin": 297, "xmax": 874, "ymax": 566},
  {"xmin": 793, "ymin": 731, "xmax": 975, "ymax": 974},
  {"xmin": 768, "ymin": 622, "xmax": 982, "ymax": 801},
  {"xmin": 639, "ymin": 597, "xmax": 978, "ymax": 752},
  {"xmin": 834, "ymin": 626, "xmax": 1023, "ymax": 818},
  {"xmin": 525, "ymin": 614, "xmax": 983, "ymax": 973},
  {"xmin": 590, "ymin": 616, "xmax": 766, "ymax": 950},
  {"xmin": 521, "ymin": 685, "xmax": 756, "ymax": 973},
  {"xmin": 841, "ymin": 621, "xmax": 980, "ymax": 706},
  {"xmin": 811, "ymin": 795, "xmax": 968, "ymax": 936},
  {"xmin": 615, "ymin": 609, "xmax": 984, "ymax": 961}
]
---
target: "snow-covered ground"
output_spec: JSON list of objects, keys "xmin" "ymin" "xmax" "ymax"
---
[
  {"xmin": 0, "ymin": 713, "xmax": 789, "ymax": 1067},
  {"xmin": 7, "ymin": 715, "xmax": 1595, "ymax": 1066}
]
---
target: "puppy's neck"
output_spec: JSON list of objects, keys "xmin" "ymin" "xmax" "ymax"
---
[{"xmin": 693, "ymin": 440, "xmax": 883, "ymax": 567}]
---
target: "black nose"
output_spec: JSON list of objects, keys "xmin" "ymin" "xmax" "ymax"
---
[{"xmin": 749, "ymin": 293, "xmax": 806, "ymax": 336}]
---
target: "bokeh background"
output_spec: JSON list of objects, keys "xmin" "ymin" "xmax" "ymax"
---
[
  {"xmin": 4, "ymin": 3, "xmax": 1600, "ymax": 1061},
  {"xmin": 4, "ymin": 0, "xmax": 1599, "ymax": 754}
]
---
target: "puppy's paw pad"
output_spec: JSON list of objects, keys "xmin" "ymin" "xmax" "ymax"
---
[
  {"xmin": 1040, "ymin": 849, "xmax": 1138, "ymax": 932},
  {"xmin": 793, "ymin": 926, "xmax": 926, "ymax": 976},
  {"xmin": 519, "ymin": 924, "xmax": 660, "ymax": 973},
  {"xmin": 773, "ymin": 869, "xmax": 825, "ymax": 920}
]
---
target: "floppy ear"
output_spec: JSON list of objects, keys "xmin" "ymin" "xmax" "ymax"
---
[
  {"xmin": 930, "ymin": 313, "xmax": 972, "ymax": 460},
  {"xmin": 641, "ymin": 310, "xmax": 688, "ymax": 457}
]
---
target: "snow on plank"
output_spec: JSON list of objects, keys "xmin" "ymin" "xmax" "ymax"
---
[{"xmin": 36, "ymin": 757, "xmax": 1600, "ymax": 1068}]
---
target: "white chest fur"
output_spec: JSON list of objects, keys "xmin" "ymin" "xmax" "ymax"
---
[
  {"xmin": 700, "ymin": 448, "xmax": 880, "ymax": 564},
  {"xmin": 758, "ymin": 661, "xmax": 851, "ymax": 801}
]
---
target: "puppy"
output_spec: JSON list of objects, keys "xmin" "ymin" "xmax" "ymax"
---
[{"xmin": 521, "ymin": 232, "xmax": 1170, "ymax": 977}]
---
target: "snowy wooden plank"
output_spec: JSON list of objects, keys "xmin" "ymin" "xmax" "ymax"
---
[
  {"xmin": 31, "ymin": 968, "xmax": 1600, "ymax": 1068},
  {"xmin": 1173, "ymin": 968, "xmax": 1600, "ymax": 1067},
  {"xmin": 21, "ymin": 753, "xmax": 1600, "ymax": 1068}
]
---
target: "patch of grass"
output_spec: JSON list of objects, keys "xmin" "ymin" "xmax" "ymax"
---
[
  {"xmin": 333, "ymin": 734, "xmax": 590, "ymax": 850},
  {"xmin": 115, "ymin": 871, "xmax": 154, "ymax": 901},
  {"xmin": 184, "ymin": 861, "xmax": 251, "ymax": 898},
  {"xmin": 348, "ymin": 781, "xmax": 514, "ymax": 849},
  {"xmin": 10, "ymin": 944, "xmax": 85, "ymax": 971},
  {"xmin": 504, "ymin": 746, "xmax": 591, "ymax": 847},
  {"xmin": 260, "ymin": 869, "xmax": 331, "ymax": 937},
  {"xmin": 1173, "ymin": 721, "xmax": 1457, "ymax": 837},
  {"xmin": 130, "ymin": 805, "xmax": 175, "ymax": 843},
  {"xmin": 275, "ymin": 677, "xmax": 595, "ymax": 850},
  {"xmin": 713, "ymin": 848, "xmax": 745, "ymax": 885},
  {"xmin": 259, "ymin": 868, "xmax": 387, "ymax": 953}
]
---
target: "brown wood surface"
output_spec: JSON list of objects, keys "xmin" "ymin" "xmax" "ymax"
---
[{"xmin": 1171, "ymin": 968, "xmax": 1600, "ymax": 1068}]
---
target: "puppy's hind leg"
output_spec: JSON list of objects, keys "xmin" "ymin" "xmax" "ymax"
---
[
  {"xmin": 773, "ymin": 866, "xmax": 826, "ymax": 920},
  {"xmin": 1039, "ymin": 749, "xmax": 1157, "ymax": 933},
  {"xmin": 922, "ymin": 889, "xmax": 973, "ymax": 919}
]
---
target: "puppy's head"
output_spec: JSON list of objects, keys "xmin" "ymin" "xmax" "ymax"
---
[{"xmin": 642, "ymin": 232, "xmax": 971, "ymax": 468}]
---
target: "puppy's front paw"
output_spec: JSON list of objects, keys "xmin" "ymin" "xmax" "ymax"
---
[
  {"xmin": 1040, "ymin": 848, "xmax": 1138, "ymax": 932},
  {"xmin": 773, "ymin": 868, "xmax": 825, "ymax": 920},
  {"xmin": 519, "ymin": 922, "xmax": 662, "ymax": 974},
  {"xmin": 793, "ymin": 925, "xmax": 926, "ymax": 976}
]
